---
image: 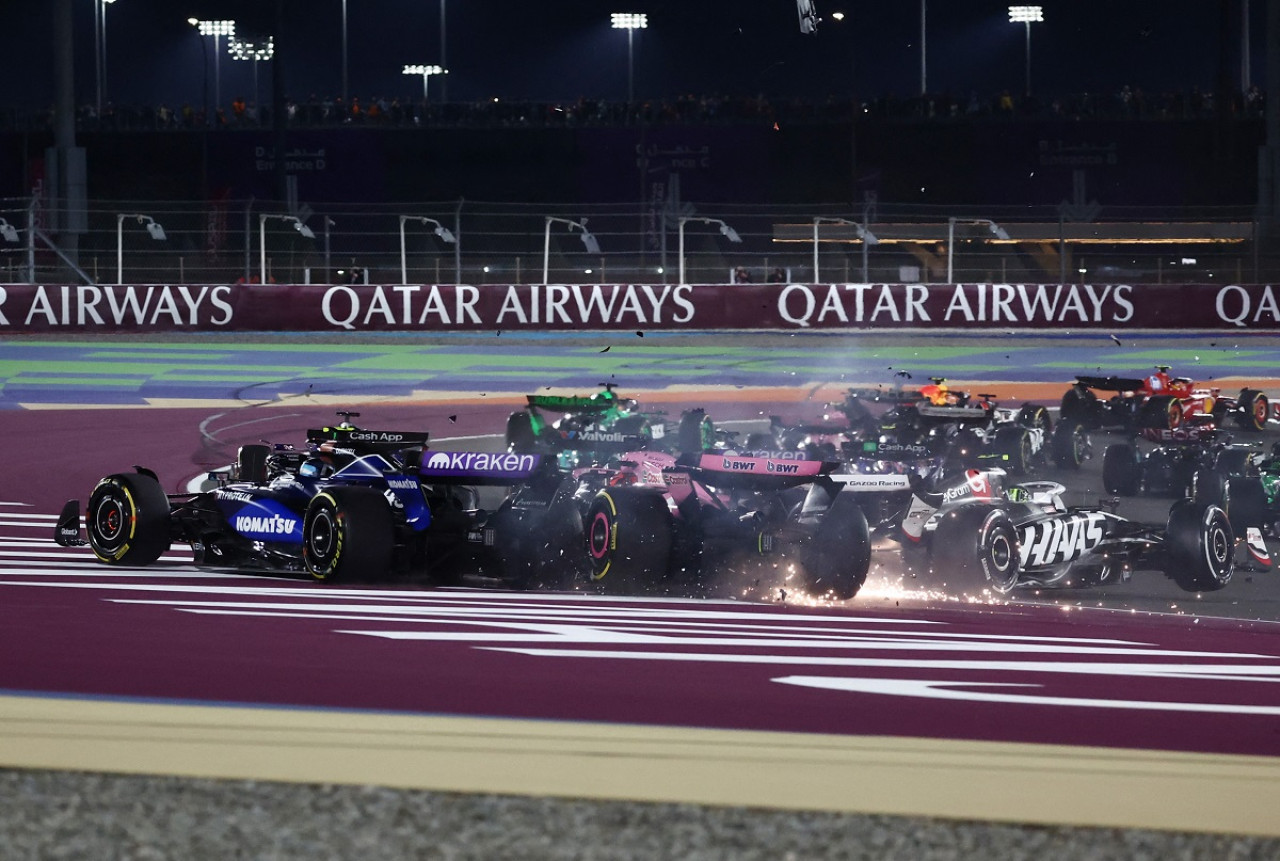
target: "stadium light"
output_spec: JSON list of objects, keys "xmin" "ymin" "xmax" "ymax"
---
[
  {"xmin": 403, "ymin": 64, "xmax": 448, "ymax": 102},
  {"xmin": 116, "ymin": 214, "xmax": 167, "ymax": 285},
  {"xmin": 0, "ymin": 218, "xmax": 19, "ymax": 243},
  {"xmin": 947, "ymin": 217, "xmax": 1011, "ymax": 284},
  {"xmin": 610, "ymin": 13, "xmax": 647, "ymax": 103},
  {"xmin": 543, "ymin": 217, "xmax": 600, "ymax": 285},
  {"xmin": 190, "ymin": 19, "xmax": 236, "ymax": 118},
  {"xmin": 94, "ymin": 0, "xmax": 119, "ymax": 116},
  {"xmin": 1008, "ymin": 6, "xmax": 1043, "ymax": 97},
  {"xmin": 813, "ymin": 217, "xmax": 879, "ymax": 283},
  {"xmin": 259, "ymin": 214, "xmax": 314, "ymax": 284},
  {"xmin": 399, "ymin": 216, "xmax": 457, "ymax": 285},
  {"xmin": 677, "ymin": 217, "xmax": 743, "ymax": 285}
]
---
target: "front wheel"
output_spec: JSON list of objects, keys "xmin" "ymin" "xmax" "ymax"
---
[
  {"xmin": 1050, "ymin": 420, "xmax": 1089, "ymax": 469},
  {"xmin": 800, "ymin": 492, "xmax": 870, "ymax": 600},
  {"xmin": 1102, "ymin": 443, "xmax": 1142, "ymax": 495},
  {"xmin": 505, "ymin": 411, "xmax": 537, "ymax": 452},
  {"xmin": 1165, "ymin": 500, "xmax": 1233, "ymax": 591},
  {"xmin": 303, "ymin": 486, "xmax": 394, "ymax": 583},
  {"xmin": 86, "ymin": 471, "xmax": 172, "ymax": 566}
]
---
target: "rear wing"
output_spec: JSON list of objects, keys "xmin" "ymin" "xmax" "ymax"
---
[
  {"xmin": 417, "ymin": 450, "xmax": 551, "ymax": 485},
  {"xmin": 308, "ymin": 427, "xmax": 430, "ymax": 451},
  {"xmin": 691, "ymin": 452, "xmax": 833, "ymax": 488},
  {"xmin": 525, "ymin": 394, "xmax": 613, "ymax": 412},
  {"xmin": 1073, "ymin": 375, "xmax": 1146, "ymax": 393}
]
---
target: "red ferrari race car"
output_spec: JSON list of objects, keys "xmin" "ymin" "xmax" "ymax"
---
[{"xmin": 1060, "ymin": 365, "xmax": 1275, "ymax": 432}]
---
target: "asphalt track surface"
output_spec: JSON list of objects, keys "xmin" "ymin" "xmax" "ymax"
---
[{"xmin": 4, "ymin": 330, "xmax": 1280, "ymax": 856}]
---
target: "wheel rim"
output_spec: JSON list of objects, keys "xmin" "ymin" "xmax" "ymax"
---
[
  {"xmin": 93, "ymin": 496, "xmax": 127, "ymax": 548},
  {"xmin": 1254, "ymin": 398, "xmax": 1268, "ymax": 428},
  {"xmin": 308, "ymin": 508, "xmax": 337, "ymax": 562},
  {"xmin": 1208, "ymin": 524, "xmax": 1230, "ymax": 571},
  {"xmin": 1168, "ymin": 401, "xmax": 1183, "ymax": 429},
  {"xmin": 988, "ymin": 532, "xmax": 1016, "ymax": 587}
]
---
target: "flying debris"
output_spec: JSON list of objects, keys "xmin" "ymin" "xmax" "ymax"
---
[
  {"xmin": 795, "ymin": 0, "xmax": 818, "ymax": 33},
  {"xmin": 1110, "ymin": 334, "xmax": 1122, "ymax": 346},
  {"xmin": 600, "ymin": 346, "xmax": 611, "ymax": 353}
]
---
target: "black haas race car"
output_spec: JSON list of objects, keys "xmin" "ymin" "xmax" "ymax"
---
[
  {"xmin": 889, "ymin": 466, "xmax": 1234, "ymax": 594},
  {"xmin": 582, "ymin": 449, "xmax": 870, "ymax": 600},
  {"xmin": 55, "ymin": 412, "xmax": 584, "ymax": 587},
  {"xmin": 1060, "ymin": 365, "xmax": 1275, "ymax": 432},
  {"xmin": 505, "ymin": 382, "xmax": 714, "ymax": 466}
]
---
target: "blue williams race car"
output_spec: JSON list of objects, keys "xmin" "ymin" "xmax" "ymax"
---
[{"xmin": 55, "ymin": 412, "xmax": 584, "ymax": 586}]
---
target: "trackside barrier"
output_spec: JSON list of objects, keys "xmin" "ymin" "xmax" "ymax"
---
[{"xmin": 1, "ymin": 282, "xmax": 1278, "ymax": 332}]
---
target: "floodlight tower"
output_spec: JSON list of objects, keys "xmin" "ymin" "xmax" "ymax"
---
[
  {"xmin": 1008, "ymin": 6, "xmax": 1043, "ymax": 97},
  {"xmin": 610, "ymin": 13, "xmax": 648, "ymax": 104},
  {"xmin": 190, "ymin": 19, "xmax": 236, "ymax": 116}
]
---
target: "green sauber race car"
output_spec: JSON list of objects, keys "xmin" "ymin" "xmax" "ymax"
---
[{"xmin": 505, "ymin": 383, "xmax": 716, "ymax": 466}]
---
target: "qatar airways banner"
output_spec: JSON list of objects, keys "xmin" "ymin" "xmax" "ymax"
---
[{"xmin": 1, "ymin": 282, "xmax": 1278, "ymax": 332}]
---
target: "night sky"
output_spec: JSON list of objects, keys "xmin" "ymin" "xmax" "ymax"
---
[{"xmin": 0, "ymin": 1, "xmax": 1268, "ymax": 112}]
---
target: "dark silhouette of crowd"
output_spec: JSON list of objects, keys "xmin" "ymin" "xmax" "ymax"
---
[{"xmin": 0, "ymin": 84, "xmax": 1266, "ymax": 134}]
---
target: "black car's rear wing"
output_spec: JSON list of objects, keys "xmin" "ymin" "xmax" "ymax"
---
[
  {"xmin": 417, "ymin": 450, "xmax": 555, "ymax": 486},
  {"xmin": 307, "ymin": 427, "xmax": 431, "ymax": 456},
  {"xmin": 1073, "ymin": 375, "xmax": 1147, "ymax": 392}
]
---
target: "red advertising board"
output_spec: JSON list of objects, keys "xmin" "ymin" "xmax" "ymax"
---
[{"xmin": 0, "ymin": 282, "xmax": 1277, "ymax": 331}]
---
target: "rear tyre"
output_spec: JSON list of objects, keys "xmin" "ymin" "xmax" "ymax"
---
[
  {"xmin": 235, "ymin": 444, "xmax": 271, "ymax": 484},
  {"xmin": 931, "ymin": 505, "xmax": 1020, "ymax": 594},
  {"xmin": 994, "ymin": 426, "xmax": 1033, "ymax": 475},
  {"xmin": 303, "ymin": 486, "xmax": 394, "ymax": 583},
  {"xmin": 1190, "ymin": 466, "xmax": 1227, "ymax": 507},
  {"xmin": 1017, "ymin": 403, "xmax": 1051, "ymax": 431},
  {"xmin": 1165, "ymin": 500, "xmax": 1233, "ymax": 591},
  {"xmin": 1140, "ymin": 395, "xmax": 1182, "ymax": 430},
  {"xmin": 1059, "ymin": 386, "xmax": 1097, "ymax": 427},
  {"xmin": 1236, "ymin": 390, "xmax": 1270, "ymax": 432},
  {"xmin": 800, "ymin": 492, "xmax": 870, "ymax": 600},
  {"xmin": 86, "ymin": 471, "xmax": 172, "ymax": 566},
  {"xmin": 1102, "ymin": 443, "xmax": 1142, "ymax": 495},
  {"xmin": 585, "ymin": 487, "xmax": 672, "ymax": 592},
  {"xmin": 490, "ymin": 480, "xmax": 585, "ymax": 589},
  {"xmin": 1050, "ymin": 420, "xmax": 1089, "ymax": 469}
]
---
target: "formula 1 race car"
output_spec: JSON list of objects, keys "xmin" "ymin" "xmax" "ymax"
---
[
  {"xmin": 1100, "ymin": 427, "xmax": 1259, "ymax": 499},
  {"xmin": 505, "ymin": 383, "xmax": 713, "ymax": 465},
  {"xmin": 888, "ymin": 466, "xmax": 1234, "ymax": 594},
  {"xmin": 582, "ymin": 449, "xmax": 870, "ymax": 600},
  {"xmin": 764, "ymin": 379, "xmax": 1088, "ymax": 475},
  {"xmin": 1060, "ymin": 365, "xmax": 1275, "ymax": 432},
  {"xmin": 55, "ymin": 412, "xmax": 584, "ymax": 586}
]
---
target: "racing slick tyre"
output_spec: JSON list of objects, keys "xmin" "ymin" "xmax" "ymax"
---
[
  {"xmin": 993, "ymin": 426, "xmax": 1033, "ymax": 475},
  {"xmin": 234, "ymin": 444, "xmax": 271, "ymax": 484},
  {"xmin": 1165, "ymin": 500, "xmax": 1233, "ymax": 592},
  {"xmin": 1017, "ymin": 403, "xmax": 1052, "ymax": 431},
  {"xmin": 303, "ymin": 486, "xmax": 394, "ymax": 583},
  {"xmin": 1236, "ymin": 390, "xmax": 1270, "ymax": 432},
  {"xmin": 1059, "ymin": 386, "xmax": 1098, "ymax": 427},
  {"xmin": 505, "ymin": 411, "xmax": 537, "ymax": 452},
  {"xmin": 799, "ymin": 492, "xmax": 871, "ymax": 600},
  {"xmin": 677, "ymin": 409, "xmax": 713, "ymax": 454},
  {"xmin": 86, "ymin": 471, "xmax": 172, "ymax": 566},
  {"xmin": 1050, "ymin": 420, "xmax": 1089, "ymax": 470},
  {"xmin": 586, "ymin": 487, "xmax": 672, "ymax": 592},
  {"xmin": 1225, "ymin": 477, "xmax": 1267, "ymax": 532},
  {"xmin": 1139, "ymin": 395, "xmax": 1183, "ymax": 431},
  {"xmin": 930, "ymin": 505, "xmax": 1020, "ymax": 595},
  {"xmin": 489, "ymin": 480, "xmax": 585, "ymax": 590},
  {"xmin": 1102, "ymin": 443, "xmax": 1142, "ymax": 495}
]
